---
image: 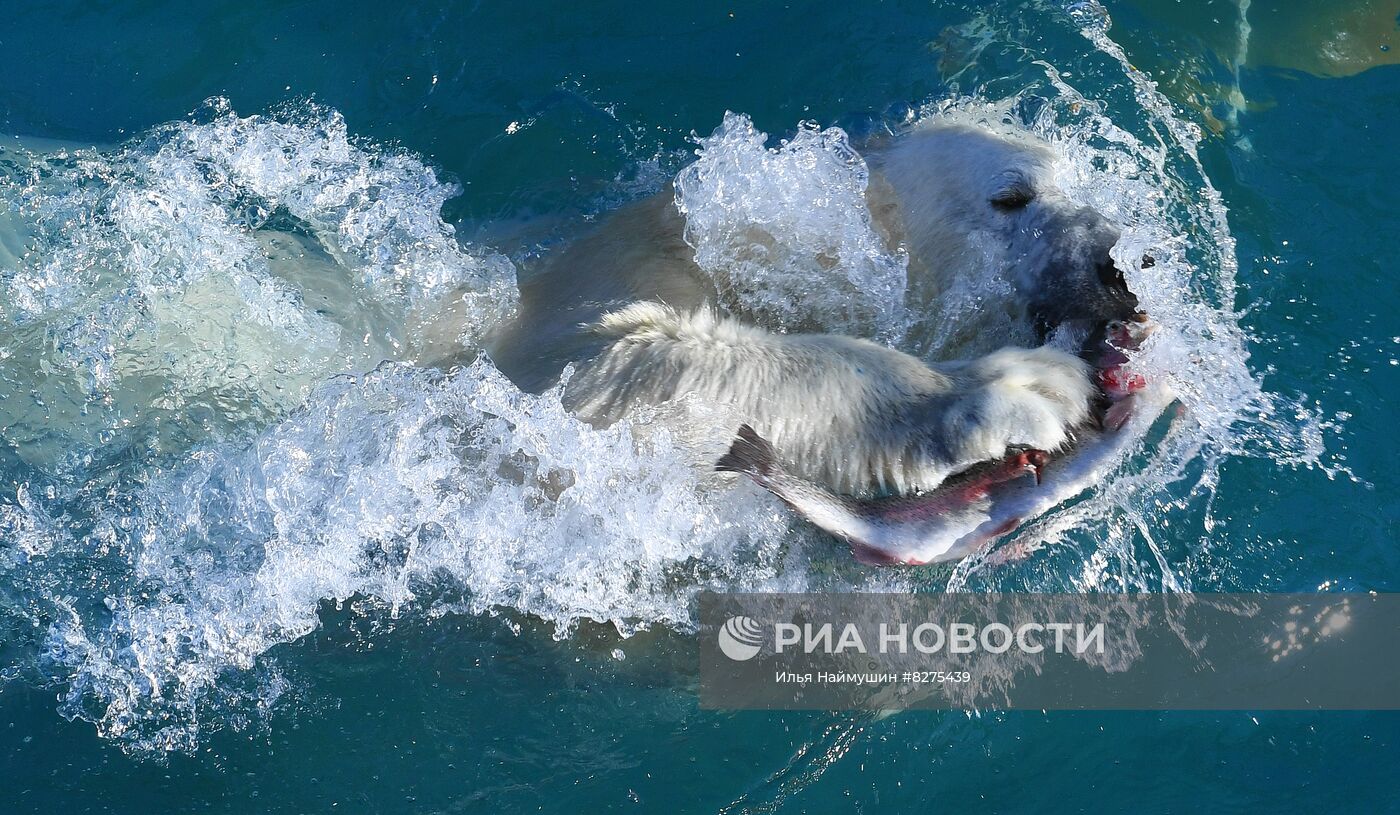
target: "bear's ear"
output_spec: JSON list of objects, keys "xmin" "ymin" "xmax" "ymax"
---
[{"xmin": 989, "ymin": 172, "xmax": 1036, "ymax": 211}]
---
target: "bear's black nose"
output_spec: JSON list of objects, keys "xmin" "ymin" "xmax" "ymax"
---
[{"xmin": 1095, "ymin": 256, "xmax": 1127, "ymax": 291}]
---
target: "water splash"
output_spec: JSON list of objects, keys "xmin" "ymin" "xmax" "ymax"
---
[
  {"xmin": 33, "ymin": 359, "xmax": 824, "ymax": 753},
  {"xmin": 0, "ymin": 99, "xmax": 517, "ymax": 469},
  {"xmin": 1227, "ymin": 0, "xmax": 1254, "ymax": 143},
  {"xmin": 945, "ymin": 4, "xmax": 1332, "ymax": 590},
  {"xmin": 674, "ymin": 112, "xmax": 909, "ymax": 339}
]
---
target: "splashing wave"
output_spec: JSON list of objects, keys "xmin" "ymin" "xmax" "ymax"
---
[
  {"xmin": 0, "ymin": 100, "xmax": 516, "ymax": 465},
  {"xmin": 675, "ymin": 111, "xmax": 909, "ymax": 339},
  {"xmin": 0, "ymin": 9, "xmax": 1333, "ymax": 753},
  {"xmin": 40, "ymin": 359, "xmax": 804, "ymax": 752}
]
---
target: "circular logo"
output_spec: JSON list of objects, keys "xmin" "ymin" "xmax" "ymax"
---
[{"xmin": 718, "ymin": 615, "xmax": 764, "ymax": 661}]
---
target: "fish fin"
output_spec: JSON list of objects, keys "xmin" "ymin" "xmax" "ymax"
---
[
  {"xmin": 849, "ymin": 540, "xmax": 907, "ymax": 566},
  {"xmin": 1104, "ymin": 393, "xmax": 1137, "ymax": 432},
  {"xmin": 715, "ymin": 424, "xmax": 777, "ymax": 480}
]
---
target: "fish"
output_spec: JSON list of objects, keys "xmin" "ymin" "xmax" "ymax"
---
[
  {"xmin": 716, "ymin": 319, "xmax": 1174, "ymax": 565},
  {"xmin": 717, "ymin": 424, "xmax": 1037, "ymax": 565}
]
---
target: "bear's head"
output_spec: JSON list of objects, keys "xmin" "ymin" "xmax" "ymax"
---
[{"xmin": 876, "ymin": 121, "xmax": 1148, "ymax": 334}]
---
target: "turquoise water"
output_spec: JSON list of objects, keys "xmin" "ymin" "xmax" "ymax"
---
[{"xmin": 2, "ymin": 0, "xmax": 1398, "ymax": 811}]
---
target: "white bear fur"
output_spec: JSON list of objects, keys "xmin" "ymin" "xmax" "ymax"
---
[{"xmin": 565, "ymin": 302, "xmax": 1096, "ymax": 496}]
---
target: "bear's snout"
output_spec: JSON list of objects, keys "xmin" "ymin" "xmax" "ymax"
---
[
  {"xmin": 1020, "ymin": 205, "xmax": 1145, "ymax": 327},
  {"xmin": 1092, "ymin": 253, "xmax": 1142, "ymax": 320}
]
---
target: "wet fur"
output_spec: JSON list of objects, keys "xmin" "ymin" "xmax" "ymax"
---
[{"xmin": 565, "ymin": 302, "xmax": 1094, "ymax": 496}]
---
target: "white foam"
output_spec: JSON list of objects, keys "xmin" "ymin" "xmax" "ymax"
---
[
  {"xmin": 939, "ymin": 30, "xmax": 1333, "ymax": 588},
  {"xmin": 0, "ymin": 100, "xmax": 516, "ymax": 466},
  {"xmin": 44, "ymin": 358, "xmax": 830, "ymax": 752},
  {"xmin": 674, "ymin": 112, "xmax": 909, "ymax": 339}
]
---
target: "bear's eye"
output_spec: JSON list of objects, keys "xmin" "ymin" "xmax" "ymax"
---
[{"xmin": 989, "ymin": 185, "xmax": 1036, "ymax": 211}]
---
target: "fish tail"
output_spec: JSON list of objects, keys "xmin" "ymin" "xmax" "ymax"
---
[
  {"xmin": 716, "ymin": 424, "xmax": 880, "ymax": 559},
  {"xmin": 715, "ymin": 424, "xmax": 778, "ymax": 481}
]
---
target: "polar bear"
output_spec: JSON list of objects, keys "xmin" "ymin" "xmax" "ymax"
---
[{"xmin": 481, "ymin": 116, "xmax": 1147, "ymax": 496}]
